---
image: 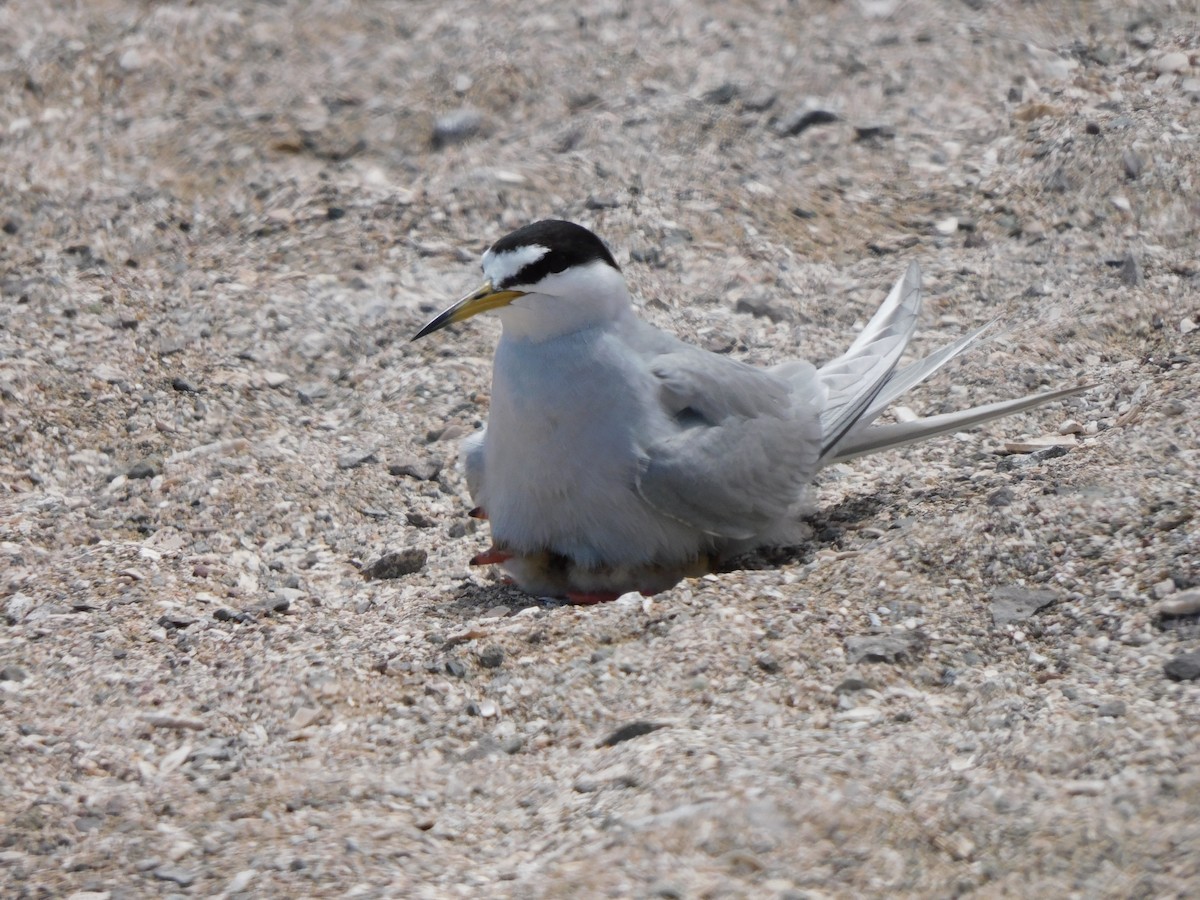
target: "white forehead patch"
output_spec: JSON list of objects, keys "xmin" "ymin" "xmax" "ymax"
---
[{"xmin": 482, "ymin": 243, "xmax": 549, "ymax": 287}]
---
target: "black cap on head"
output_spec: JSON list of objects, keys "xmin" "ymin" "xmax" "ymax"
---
[{"xmin": 487, "ymin": 220, "xmax": 620, "ymax": 289}]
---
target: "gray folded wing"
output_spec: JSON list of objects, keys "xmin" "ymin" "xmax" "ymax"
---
[{"xmin": 634, "ymin": 349, "xmax": 823, "ymax": 539}]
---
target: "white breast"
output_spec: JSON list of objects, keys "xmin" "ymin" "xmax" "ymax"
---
[{"xmin": 478, "ymin": 325, "xmax": 703, "ymax": 568}]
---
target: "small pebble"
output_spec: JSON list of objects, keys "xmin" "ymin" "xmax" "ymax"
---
[
  {"xmin": 755, "ymin": 652, "xmax": 780, "ymax": 674},
  {"xmin": 152, "ymin": 866, "xmax": 196, "ymax": 887},
  {"xmin": 126, "ymin": 457, "xmax": 161, "ymax": 479},
  {"xmin": 388, "ymin": 457, "xmax": 443, "ymax": 481},
  {"xmin": 1123, "ymin": 149, "xmax": 1143, "ymax": 180},
  {"xmin": 288, "ymin": 706, "xmax": 321, "ymax": 730},
  {"xmin": 701, "ymin": 82, "xmax": 739, "ymax": 105},
  {"xmin": 226, "ymin": 870, "xmax": 257, "ymax": 893},
  {"xmin": 1155, "ymin": 590, "xmax": 1200, "ymax": 618},
  {"xmin": 1152, "ymin": 578, "xmax": 1177, "ymax": 600},
  {"xmin": 501, "ymin": 735, "xmax": 524, "ymax": 755},
  {"xmin": 845, "ymin": 632, "xmax": 923, "ymax": 664},
  {"xmin": 337, "ymin": 449, "xmax": 377, "ymax": 470},
  {"xmin": 1154, "ymin": 51, "xmax": 1189, "ymax": 74},
  {"xmin": 835, "ymin": 676, "xmax": 871, "ymax": 693},
  {"xmin": 736, "ymin": 294, "xmax": 793, "ymax": 323},
  {"xmin": 431, "ymin": 108, "xmax": 484, "ymax": 149},
  {"xmin": 990, "ymin": 586, "xmax": 1057, "ymax": 624}
]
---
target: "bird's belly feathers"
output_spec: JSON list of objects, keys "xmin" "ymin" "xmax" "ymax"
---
[{"xmin": 477, "ymin": 330, "xmax": 702, "ymax": 567}]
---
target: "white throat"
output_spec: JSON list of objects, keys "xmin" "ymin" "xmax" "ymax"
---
[{"xmin": 494, "ymin": 260, "xmax": 633, "ymax": 343}]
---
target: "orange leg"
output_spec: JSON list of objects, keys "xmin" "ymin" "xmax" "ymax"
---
[
  {"xmin": 470, "ymin": 547, "xmax": 512, "ymax": 566},
  {"xmin": 566, "ymin": 591, "xmax": 623, "ymax": 605}
]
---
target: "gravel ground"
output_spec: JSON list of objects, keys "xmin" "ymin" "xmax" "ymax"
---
[{"xmin": 2, "ymin": 1, "xmax": 1199, "ymax": 897}]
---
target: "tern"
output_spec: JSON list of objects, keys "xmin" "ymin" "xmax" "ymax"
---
[{"xmin": 414, "ymin": 220, "xmax": 1086, "ymax": 604}]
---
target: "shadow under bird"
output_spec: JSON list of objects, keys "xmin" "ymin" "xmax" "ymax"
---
[{"xmin": 413, "ymin": 220, "xmax": 1086, "ymax": 604}]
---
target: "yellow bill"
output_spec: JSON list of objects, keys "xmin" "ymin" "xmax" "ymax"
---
[{"xmin": 412, "ymin": 281, "xmax": 526, "ymax": 340}]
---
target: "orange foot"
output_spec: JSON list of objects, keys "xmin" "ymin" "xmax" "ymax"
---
[
  {"xmin": 470, "ymin": 547, "xmax": 512, "ymax": 566},
  {"xmin": 566, "ymin": 591, "xmax": 623, "ymax": 605}
]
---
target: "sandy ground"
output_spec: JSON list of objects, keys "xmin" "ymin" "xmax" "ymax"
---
[{"xmin": 2, "ymin": 0, "xmax": 1199, "ymax": 897}]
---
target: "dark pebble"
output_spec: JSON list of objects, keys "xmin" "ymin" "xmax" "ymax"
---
[
  {"xmin": 0, "ymin": 665, "xmax": 27, "ymax": 682},
  {"xmin": 835, "ymin": 676, "xmax": 871, "ymax": 693},
  {"xmin": 213, "ymin": 608, "xmax": 254, "ymax": 625},
  {"xmin": 477, "ymin": 646, "xmax": 505, "ymax": 669},
  {"xmin": 431, "ymin": 107, "xmax": 484, "ymax": 149},
  {"xmin": 702, "ymin": 81, "xmax": 739, "ymax": 105},
  {"xmin": 1096, "ymin": 700, "xmax": 1126, "ymax": 717},
  {"xmin": 629, "ymin": 245, "xmax": 663, "ymax": 266},
  {"xmin": 775, "ymin": 108, "xmax": 838, "ymax": 136},
  {"xmin": 406, "ymin": 511, "xmax": 435, "ymax": 528},
  {"xmin": 854, "ymin": 123, "xmax": 896, "ymax": 142},
  {"xmin": 599, "ymin": 721, "xmax": 666, "ymax": 747},
  {"xmin": 987, "ymin": 486, "xmax": 1014, "ymax": 507},
  {"xmin": 445, "ymin": 658, "xmax": 467, "ymax": 678},
  {"xmin": 362, "ymin": 549, "xmax": 427, "ymax": 580},
  {"xmin": 1031, "ymin": 445, "xmax": 1071, "ymax": 462},
  {"xmin": 388, "ymin": 458, "xmax": 443, "ymax": 481},
  {"xmin": 735, "ymin": 294, "xmax": 792, "ymax": 323},
  {"xmin": 1085, "ymin": 121, "xmax": 1101, "ymax": 135},
  {"xmin": 1164, "ymin": 650, "xmax": 1200, "ymax": 681},
  {"xmin": 755, "ymin": 652, "xmax": 780, "ymax": 674},
  {"xmin": 126, "ymin": 458, "xmax": 161, "ymax": 479},
  {"xmin": 170, "ymin": 377, "xmax": 198, "ymax": 393},
  {"xmin": 74, "ymin": 815, "xmax": 102, "ymax": 832},
  {"xmin": 585, "ymin": 195, "xmax": 620, "ymax": 210},
  {"xmin": 157, "ymin": 613, "xmax": 197, "ymax": 629}
]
